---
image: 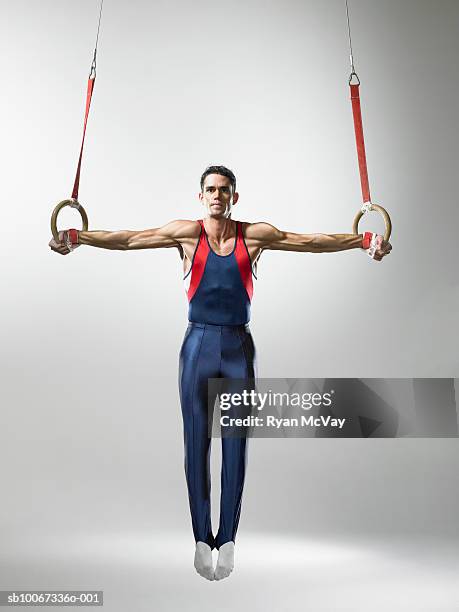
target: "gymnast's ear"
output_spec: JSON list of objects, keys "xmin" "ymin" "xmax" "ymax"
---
[{"xmin": 232, "ymin": 191, "xmax": 239, "ymax": 205}]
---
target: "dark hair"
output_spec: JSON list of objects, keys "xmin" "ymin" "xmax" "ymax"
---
[{"xmin": 200, "ymin": 165, "xmax": 236, "ymax": 194}]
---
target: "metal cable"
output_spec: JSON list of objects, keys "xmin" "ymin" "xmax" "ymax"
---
[
  {"xmin": 90, "ymin": 0, "xmax": 104, "ymax": 77},
  {"xmin": 345, "ymin": 0, "xmax": 355, "ymax": 73}
]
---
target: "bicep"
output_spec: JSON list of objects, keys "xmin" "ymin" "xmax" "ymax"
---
[
  {"xmin": 127, "ymin": 228, "xmax": 178, "ymax": 250},
  {"xmin": 127, "ymin": 220, "xmax": 196, "ymax": 250},
  {"xmin": 247, "ymin": 223, "xmax": 316, "ymax": 252}
]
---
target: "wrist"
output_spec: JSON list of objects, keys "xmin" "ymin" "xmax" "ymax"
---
[
  {"xmin": 68, "ymin": 228, "xmax": 79, "ymax": 245},
  {"xmin": 63, "ymin": 228, "xmax": 79, "ymax": 250},
  {"xmin": 361, "ymin": 231, "xmax": 374, "ymax": 249},
  {"xmin": 361, "ymin": 231, "xmax": 383, "ymax": 259},
  {"xmin": 355, "ymin": 233, "xmax": 364, "ymax": 248}
]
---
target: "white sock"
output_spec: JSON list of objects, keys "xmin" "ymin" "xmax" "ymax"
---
[
  {"xmin": 214, "ymin": 541, "xmax": 235, "ymax": 580},
  {"xmin": 194, "ymin": 542, "xmax": 214, "ymax": 581}
]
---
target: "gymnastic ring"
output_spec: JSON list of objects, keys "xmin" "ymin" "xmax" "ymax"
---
[
  {"xmin": 51, "ymin": 199, "xmax": 89, "ymax": 243},
  {"xmin": 352, "ymin": 203, "xmax": 392, "ymax": 242}
]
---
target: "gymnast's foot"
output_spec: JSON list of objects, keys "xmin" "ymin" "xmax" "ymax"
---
[
  {"xmin": 214, "ymin": 541, "xmax": 234, "ymax": 581},
  {"xmin": 194, "ymin": 542, "xmax": 214, "ymax": 581}
]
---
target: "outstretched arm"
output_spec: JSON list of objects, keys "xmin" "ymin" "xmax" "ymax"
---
[
  {"xmin": 244, "ymin": 223, "xmax": 391, "ymax": 260},
  {"xmin": 49, "ymin": 220, "xmax": 200, "ymax": 255}
]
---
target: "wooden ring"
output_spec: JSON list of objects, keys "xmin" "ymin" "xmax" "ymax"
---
[
  {"xmin": 51, "ymin": 199, "xmax": 89, "ymax": 243},
  {"xmin": 352, "ymin": 203, "xmax": 392, "ymax": 241}
]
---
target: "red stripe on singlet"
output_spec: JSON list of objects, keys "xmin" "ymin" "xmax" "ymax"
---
[
  {"xmin": 234, "ymin": 222, "xmax": 253, "ymax": 301},
  {"xmin": 187, "ymin": 220, "xmax": 210, "ymax": 302}
]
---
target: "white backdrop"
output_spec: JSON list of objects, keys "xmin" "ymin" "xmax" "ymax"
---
[{"xmin": 1, "ymin": 1, "xmax": 458, "ymax": 610}]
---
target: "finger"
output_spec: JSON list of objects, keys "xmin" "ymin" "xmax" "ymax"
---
[
  {"xmin": 55, "ymin": 231, "xmax": 66, "ymax": 246},
  {"xmin": 51, "ymin": 245, "xmax": 69, "ymax": 255}
]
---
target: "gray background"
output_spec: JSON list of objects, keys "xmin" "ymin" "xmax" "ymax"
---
[{"xmin": 1, "ymin": 0, "xmax": 458, "ymax": 610}]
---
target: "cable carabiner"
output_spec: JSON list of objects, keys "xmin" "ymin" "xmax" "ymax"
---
[{"xmin": 348, "ymin": 71, "xmax": 360, "ymax": 85}]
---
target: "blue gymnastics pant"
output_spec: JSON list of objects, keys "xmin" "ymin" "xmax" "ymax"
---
[{"xmin": 178, "ymin": 322, "xmax": 256, "ymax": 550}]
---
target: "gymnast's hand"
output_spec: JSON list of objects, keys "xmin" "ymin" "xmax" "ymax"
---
[
  {"xmin": 49, "ymin": 230, "xmax": 80, "ymax": 255},
  {"xmin": 362, "ymin": 232, "xmax": 392, "ymax": 261}
]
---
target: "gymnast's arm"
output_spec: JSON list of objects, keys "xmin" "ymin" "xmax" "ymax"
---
[
  {"xmin": 244, "ymin": 222, "xmax": 391, "ymax": 258},
  {"xmin": 49, "ymin": 220, "xmax": 200, "ymax": 255}
]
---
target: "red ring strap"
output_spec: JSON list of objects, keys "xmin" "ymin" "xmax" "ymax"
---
[
  {"xmin": 350, "ymin": 83, "xmax": 371, "ymax": 204},
  {"xmin": 71, "ymin": 76, "xmax": 96, "ymax": 200}
]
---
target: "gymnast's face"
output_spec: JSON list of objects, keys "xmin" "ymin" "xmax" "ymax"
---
[{"xmin": 199, "ymin": 174, "xmax": 239, "ymax": 219}]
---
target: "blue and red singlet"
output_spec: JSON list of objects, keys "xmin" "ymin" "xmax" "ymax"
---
[
  {"xmin": 178, "ymin": 219, "xmax": 257, "ymax": 549},
  {"xmin": 184, "ymin": 219, "xmax": 255, "ymax": 325}
]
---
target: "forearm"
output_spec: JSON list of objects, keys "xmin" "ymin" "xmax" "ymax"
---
[
  {"xmin": 247, "ymin": 223, "xmax": 364, "ymax": 253},
  {"xmin": 79, "ymin": 230, "xmax": 136, "ymax": 250},
  {"xmin": 265, "ymin": 231, "xmax": 364, "ymax": 253},
  {"xmin": 78, "ymin": 227, "xmax": 179, "ymax": 250},
  {"xmin": 312, "ymin": 233, "xmax": 363, "ymax": 253}
]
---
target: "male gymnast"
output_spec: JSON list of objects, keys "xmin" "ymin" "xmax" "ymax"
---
[{"xmin": 49, "ymin": 165, "xmax": 392, "ymax": 580}]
